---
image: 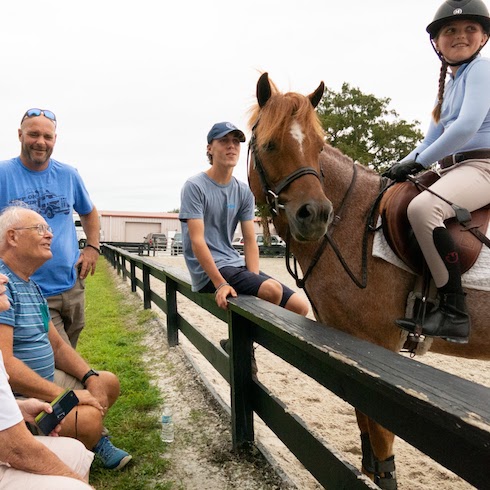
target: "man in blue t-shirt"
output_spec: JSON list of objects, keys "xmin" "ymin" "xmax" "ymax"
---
[
  {"xmin": 179, "ymin": 121, "xmax": 309, "ymax": 316},
  {"xmin": 0, "ymin": 108, "xmax": 100, "ymax": 348}
]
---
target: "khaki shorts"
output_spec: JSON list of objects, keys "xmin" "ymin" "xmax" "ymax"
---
[
  {"xmin": 0, "ymin": 436, "xmax": 93, "ymax": 489},
  {"xmin": 48, "ymin": 278, "xmax": 86, "ymax": 349}
]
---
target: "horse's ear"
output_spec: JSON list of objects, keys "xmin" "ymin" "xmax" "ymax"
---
[
  {"xmin": 308, "ymin": 82, "xmax": 325, "ymax": 109},
  {"xmin": 257, "ymin": 72, "xmax": 272, "ymax": 108}
]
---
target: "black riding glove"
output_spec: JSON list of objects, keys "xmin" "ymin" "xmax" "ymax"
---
[{"xmin": 383, "ymin": 160, "xmax": 424, "ymax": 182}]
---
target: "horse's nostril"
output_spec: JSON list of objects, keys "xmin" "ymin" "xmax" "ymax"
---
[
  {"xmin": 297, "ymin": 202, "xmax": 331, "ymax": 222},
  {"xmin": 297, "ymin": 204, "xmax": 312, "ymax": 220}
]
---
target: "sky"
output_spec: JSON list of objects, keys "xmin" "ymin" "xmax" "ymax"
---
[{"xmin": 1, "ymin": 0, "xmax": 488, "ymax": 213}]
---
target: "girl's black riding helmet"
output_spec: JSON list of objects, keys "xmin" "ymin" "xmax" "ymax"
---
[{"xmin": 427, "ymin": 0, "xmax": 490, "ymax": 38}]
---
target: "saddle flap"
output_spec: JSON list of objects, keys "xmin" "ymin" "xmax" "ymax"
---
[{"xmin": 380, "ymin": 171, "xmax": 490, "ymax": 275}]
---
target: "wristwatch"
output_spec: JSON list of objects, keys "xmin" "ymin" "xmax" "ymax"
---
[{"xmin": 81, "ymin": 369, "xmax": 100, "ymax": 387}]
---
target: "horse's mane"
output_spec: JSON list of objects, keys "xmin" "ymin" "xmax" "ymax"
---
[{"xmin": 248, "ymin": 79, "xmax": 325, "ymax": 148}]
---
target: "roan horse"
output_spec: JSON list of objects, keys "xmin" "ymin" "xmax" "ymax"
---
[{"xmin": 248, "ymin": 73, "xmax": 490, "ymax": 489}]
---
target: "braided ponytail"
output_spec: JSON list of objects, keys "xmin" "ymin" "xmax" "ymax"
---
[{"xmin": 432, "ymin": 59, "xmax": 449, "ymax": 123}]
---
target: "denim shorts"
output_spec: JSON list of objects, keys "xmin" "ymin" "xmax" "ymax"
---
[{"xmin": 199, "ymin": 266, "xmax": 295, "ymax": 307}]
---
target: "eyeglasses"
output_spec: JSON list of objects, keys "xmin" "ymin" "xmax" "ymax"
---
[
  {"xmin": 13, "ymin": 224, "xmax": 53, "ymax": 236},
  {"xmin": 21, "ymin": 108, "xmax": 57, "ymax": 125}
]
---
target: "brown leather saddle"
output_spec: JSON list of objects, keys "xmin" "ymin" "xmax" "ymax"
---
[{"xmin": 380, "ymin": 171, "xmax": 490, "ymax": 275}]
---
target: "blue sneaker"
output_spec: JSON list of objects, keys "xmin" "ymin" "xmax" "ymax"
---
[{"xmin": 93, "ymin": 436, "xmax": 132, "ymax": 470}]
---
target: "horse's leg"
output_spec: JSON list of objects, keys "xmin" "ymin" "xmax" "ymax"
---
[
  {"xmin": 367, "ymin": 417, "xmax": 397, "ymax": 490},
  {"xmin": 355, "ymin": 410, "xmax": 375, "ymax": 477}
]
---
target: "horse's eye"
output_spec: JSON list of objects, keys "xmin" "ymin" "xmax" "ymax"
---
[{"xmin": 263, "ymin": 141, "xmax": 276, "ymax": 152}]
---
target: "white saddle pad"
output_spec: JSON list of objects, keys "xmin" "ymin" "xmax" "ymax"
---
[{"xmin": 372, "ymin": 219, "xmax": 490, "ymax": 292}]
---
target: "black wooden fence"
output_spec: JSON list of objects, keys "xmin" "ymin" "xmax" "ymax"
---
[{"xmin": 102, "ymin": 244, "xmax": 490, "ymax": 490}]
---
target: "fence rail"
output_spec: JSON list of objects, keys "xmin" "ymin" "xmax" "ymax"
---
[{"xmin": 102, "ymin": 244, "xmax": 490, "ymax": 490}]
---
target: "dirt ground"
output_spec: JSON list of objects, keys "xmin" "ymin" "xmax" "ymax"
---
[{"xmin": 120, "ymin": 252, "xmax": 490, "ymax": 489}]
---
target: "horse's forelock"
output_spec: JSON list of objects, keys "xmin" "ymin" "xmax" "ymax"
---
[{"xmin": 249, "ymin": 90, "xmax": 324, "ymax": 148}]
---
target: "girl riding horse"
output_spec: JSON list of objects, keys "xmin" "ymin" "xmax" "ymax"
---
[{"xmin": 385, "ymin": 0, "xmax": 490, "ymax": 344}]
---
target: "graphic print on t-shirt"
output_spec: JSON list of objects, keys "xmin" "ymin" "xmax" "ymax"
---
[{"xmin": 9, "ymin": 187, "xmax": 70, "ymax": 219}]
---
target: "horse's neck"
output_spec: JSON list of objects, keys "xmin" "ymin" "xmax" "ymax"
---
[{"xmin": 321, "ymin": 149, "xmax": 381, "ymax": 219}]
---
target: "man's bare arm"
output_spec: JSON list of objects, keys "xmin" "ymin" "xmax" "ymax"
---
[
  {"xmin": 0, "ymin": 324, "xmax": 62, "ymax": 400},
  {"xmin": 241, "ymin": 220, "xmax": 260, "ymax": 274},
  {"xmin": 187, "ymin": 219, "xmax": 236, "ymax": 309},
  {"xmin": 0, "ymin": 421, "xmax": 87, "ymax": 482},
  {"xmin": 0, "ymin": 324, "xmax": 103, "ymax": 412},
  {"xmin": 77, "ymin": 207, "xmax": 100, "ymax": 279}
]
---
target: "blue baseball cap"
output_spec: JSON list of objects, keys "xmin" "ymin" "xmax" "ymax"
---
[{"xmin": 207, "ymin": 122, "xmax": 246, "ymax": 144}]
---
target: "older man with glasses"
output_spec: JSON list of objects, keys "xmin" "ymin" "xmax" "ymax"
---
[
  {"xmin": 0, "ymin": 206, "xmax": 131, "ymax": 470},
  {"xmin": 0, "ymin": 271, "xmax": 94, "ymax": 489},
  {"xmin": 0, "ymin": 108, "xmax": 100, "ymax": 349}
]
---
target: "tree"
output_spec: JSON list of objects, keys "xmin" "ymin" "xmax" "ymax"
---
[
  {"xmin": 317, "ymin": 83, "xmax": 424, "ymax": 173},
  {"xmin": 255, "ymin": 203, "xmax": 272, "ymax": 246}
]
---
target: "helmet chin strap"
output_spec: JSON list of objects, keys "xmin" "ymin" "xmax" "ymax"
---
[{"xmin": 431, "ymin": 36, "xmax": 489, "ymax": 66}]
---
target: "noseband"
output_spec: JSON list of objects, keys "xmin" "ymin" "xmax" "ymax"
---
[{"xmin": 247, "ymin": 125, "xmax": 322, "ymax": 215}]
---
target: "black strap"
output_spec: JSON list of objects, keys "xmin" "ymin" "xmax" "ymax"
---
[
  {"xmin": 465, "ymin": 226, "xmax": 490, "ymax": 249},
  {"xmin": 286, "ymin": 166, "xmax": 393, "ymax": 292}
]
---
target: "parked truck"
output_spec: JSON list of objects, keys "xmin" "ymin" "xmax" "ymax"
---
[{"xmin": 73, "ymin": 213, "xmax": 87, "ymax": 248}]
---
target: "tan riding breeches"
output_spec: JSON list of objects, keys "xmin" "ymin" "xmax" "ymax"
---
[{"xmin": 407, "ymin": 159, "xmax": 490, "ymax": 287}]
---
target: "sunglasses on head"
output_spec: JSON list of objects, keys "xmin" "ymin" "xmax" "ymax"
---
[{"xmin": 21, "ymin": 108, "xmax": 57, "ymax": 125}]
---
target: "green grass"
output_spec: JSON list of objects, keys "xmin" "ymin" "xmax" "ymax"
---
[{"xmin": 78, "ymin": 258, "xmax": 173, "ymax": 490}]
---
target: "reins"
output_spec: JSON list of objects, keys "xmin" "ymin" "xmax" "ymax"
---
[
  {"xmin": 285, "ymin": 162, "xmax": 359, "ymax": 289},
  {"xmin": 286, "ymin": 164, "xmax": 391, "ymax": 291}
]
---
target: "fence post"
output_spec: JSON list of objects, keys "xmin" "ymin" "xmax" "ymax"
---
[
  {"xmin": 142, "ymin": 264, "xmax": 151, "ymax": 309},
  {"xmin": 130, "ymin": 262, "xmax": 137, "ymax": 292},
  {"xmin": 116, "ymin": 251, "xmax": 121, "ymax": 275},
  {"xmin": 166, "ymin": 277, "xmax": 179, "ymax": 347},
  {"xmin": 229, "ymin": 310, "xmax": 254, "ymax": 451},
  {"xmin": 121, "ymin": 256, "xmax": 127, "ymax": 281}
]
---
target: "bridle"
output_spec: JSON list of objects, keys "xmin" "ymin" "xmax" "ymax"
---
[
  {"xmin": 247, "ymin": 121, "xmax": 323, "ymax": 216},
  {"xmin": 247, "ymin": 120, "xmax": 388, "ymax": 315}
]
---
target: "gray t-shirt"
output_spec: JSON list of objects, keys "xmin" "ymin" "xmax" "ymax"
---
[{"xmin": 179, "ymin": 172, "xmax": 255, "ymax": 291}]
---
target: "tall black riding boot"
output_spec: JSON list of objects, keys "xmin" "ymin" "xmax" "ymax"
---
[
  {"xmin": 419, "ymin": 227, "xmax": 470, "ymax": 343},
  {"xmin": 421, "ymin": 291, "xmax": 470, "ymax": 343}
]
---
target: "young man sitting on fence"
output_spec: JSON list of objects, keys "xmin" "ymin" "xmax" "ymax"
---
[
  {"xmin": 179, "ymin": 122, "xmax": 309, "ymax": 360},
  {"xmin": 0, "ymin": 206, "xmax": 132, "ymax": 471}
]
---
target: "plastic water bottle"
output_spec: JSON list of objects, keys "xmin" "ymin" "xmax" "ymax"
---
[{"xmin": 161, "ymin": 406, "xmax": 174, "ymax": 442}]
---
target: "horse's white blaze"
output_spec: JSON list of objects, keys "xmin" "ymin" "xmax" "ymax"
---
[{"xmin": 290, "ymin": 121, "xmax": 304, "ymax": 154}]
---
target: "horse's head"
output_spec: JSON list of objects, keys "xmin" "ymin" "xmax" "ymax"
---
[{"xmin": 248, "ymin": 73, "xmax": 333, "ymax": 242}]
